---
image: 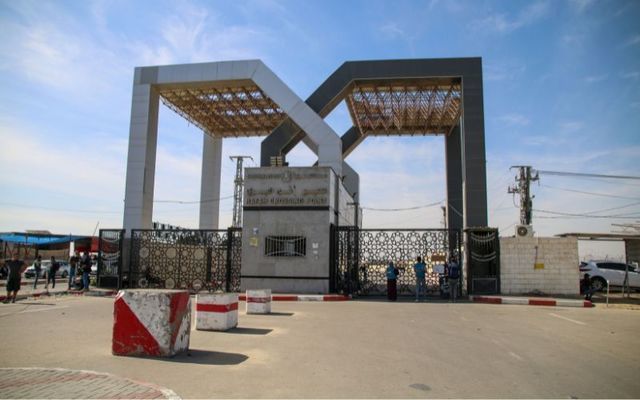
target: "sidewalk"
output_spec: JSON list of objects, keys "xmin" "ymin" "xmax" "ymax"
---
[
  {"xmin": 0, "ymin": 284, "xmax": 116, "ymax": 302},
  {"xmin": 0, "ymin": 368, "xmax": 179, "ymax": 399}
]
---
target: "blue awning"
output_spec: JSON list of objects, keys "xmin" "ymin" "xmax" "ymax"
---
[{"xmin": 0, "ymin": 233, "xmax": 89, "ymax": 246}]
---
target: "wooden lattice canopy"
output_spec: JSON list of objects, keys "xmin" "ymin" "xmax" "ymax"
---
[
  {"xmin": 159, "ymin": 85, "xmax": 287, "ymax": 137},
  {"xmin": 345, "ymin": 79, "xmax": 462, "ymax": 136}
]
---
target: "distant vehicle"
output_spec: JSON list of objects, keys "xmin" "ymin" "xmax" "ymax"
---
[
  {"xmin": 24, "ymin": 261, "xmax": 70, "ymax": 279},
  {"xmin": 579, "ymin": 260, "xmax": 640, "ymax": 291}
]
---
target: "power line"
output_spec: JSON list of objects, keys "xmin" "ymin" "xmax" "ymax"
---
[
  {"xmin": 533, "ymin": 207, "xmax": 640, "ymax": 219},
  {"xmin": 581, "ymin": 201, "xmax": 640, "ymax": 215},
  {"xmin": 154, "ymin": 195, "xmax": 234, "ymax": 204},
  {"xmin": 540, "ymin": 184, "xmax": 640, "ymax": 200},
  {"xmin": 537, "ymin": 215, "xmax": 640, "ymax": 220},
  {"xmin": 361, "ymin": 200, "xmax": 443, "ymax": 212},
  {"xmin": 536, "ymin": 170, "xmax": 640, "ymax": 180},
  {"xmin": 0, "ymin": 202, "xmax": 121, "ymax": 214}
]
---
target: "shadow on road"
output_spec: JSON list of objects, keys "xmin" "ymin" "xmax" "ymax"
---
[
  {"xmin": 255, "ymin": 311, "xmax": 294, "ymax": 316},
  {"xmin": 168, "ymin": 349, "xmax": 249, "ymax": 365},
  {"xmin": 223, "ymin": 327, "xmax": 272, "ymax": 335}
]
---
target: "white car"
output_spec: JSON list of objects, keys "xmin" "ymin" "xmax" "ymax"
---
[
  {"xmin": 24, "ymin": 261, "xmax": 70, "ymax": 279},
  {"xmin": 579, "ymin": 260, "xmax": 640, "ymax": 291}
]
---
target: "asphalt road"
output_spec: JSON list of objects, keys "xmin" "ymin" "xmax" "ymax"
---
[{"xmin": 0, "ymin": 296, "xmax": 639, "ymax": 398}]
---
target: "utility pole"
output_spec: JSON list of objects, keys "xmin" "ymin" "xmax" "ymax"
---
[
  {"xmin": 230, "ymin": 156, "xmax": 253, "ymax": 228},
  {"xmin": 508, "ymin": 166, "xmax": 539, "ymax": 225}
]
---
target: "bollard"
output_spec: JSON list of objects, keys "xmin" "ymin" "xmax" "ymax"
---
[
  {"xmin": 112, "ymin": 289, "xmax": 191, "ymax": 357},
  {"xmin": 246, "ymin": 289, "xmax": 271, "ymax": 314},
  {"xmin": 196, "ymin": 293, "xmax": 239, "ymax": 331}
]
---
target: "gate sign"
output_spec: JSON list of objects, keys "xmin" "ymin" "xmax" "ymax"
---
[{"xmin": 244, "ymin": 167, "xmax": 330, "ymax": 208}]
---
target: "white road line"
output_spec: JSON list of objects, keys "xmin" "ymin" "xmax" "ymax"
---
[
  {"xmin": 20, "ymin": 305, "xmax": 69, "ymax": 314},
  {"xmin": 549, "ymin": 312, "xmax": 586, "ymax": 325},
  {"xmin": 492, "ymin": 338, "xmax": 524, "ymax": 361},
  {"xmin": 509, "ymin": 351, "xmax": 523, "ymax": 360}
]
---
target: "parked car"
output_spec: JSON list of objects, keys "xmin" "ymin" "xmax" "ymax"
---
[
  {"xmin": 24, "ymin": 261, "xmax": 70, "ymax": 279},
  {"xmin": 579, "ymin": 260, "xmax": 640, "ymax": 291}
]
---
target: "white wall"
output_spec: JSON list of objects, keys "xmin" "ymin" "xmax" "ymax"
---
[{"xmin": 500, "ymin": 237, "xmax": 580, "ymax": 295}]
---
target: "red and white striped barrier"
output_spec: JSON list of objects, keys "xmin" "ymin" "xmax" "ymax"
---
[
  {"xmin": 470, "ymin": 295, "xmax": 593, "ymax": 308},
  {"xmin": 238, "ymin": 294, "xmax": 350, "ymax": 302},
  {"xmin": 196, "ymin": 293, "xmax": 238, "ymax": 331},
  {"xmin": 246, "ymin": 289, "xmax": 271, "ymax": 314},
  {"xmin": 112, "ymin": 289, "xmax": 191, "ymax": 357}
]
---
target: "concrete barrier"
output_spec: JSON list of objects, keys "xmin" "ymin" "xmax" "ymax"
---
[
  {"xmin": 112, "ymin": 289, "xmax": 191, "ymax": 357},
  {"xmin": 196, "ymin": 293, "xmax": 238, "ymax": 331},
  {"xmin": 246, "ymin": 289, "xmax": 271, "ymax": 314}
]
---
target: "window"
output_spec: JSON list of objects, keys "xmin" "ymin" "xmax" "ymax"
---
[
  {"xmin": 598, "ymin": 263, "xmax": 626, "ymax": 271},
  {"xmin": 265, "ymin": 236, "xmax": 306, "ymax": 257}
]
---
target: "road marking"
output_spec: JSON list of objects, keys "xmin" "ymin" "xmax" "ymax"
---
[
  {"xmin": 492, "ymin": 338, "xmax": 524, "ymax": 361},
  {"xmin": 20, "ymin": 305, "xmax": 69, "ymax": 314},
  {"xmin": 509, "ymin": 351, "xmax": 523, "ymax": 360},
  {"xmin": 549, "ymin": 312, "xmax": 586, "ymax": 325}
]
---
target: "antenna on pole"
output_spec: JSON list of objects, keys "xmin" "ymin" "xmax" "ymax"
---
[
  {"xmin": 230, "ymin": 156, "xmax": 253, "ymax": 228},
  {"xmin": 508, "ymin": 166, "xmax": 539, "ymax": 225}
]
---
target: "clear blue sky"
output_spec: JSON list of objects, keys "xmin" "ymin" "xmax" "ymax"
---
[{"xmin": 0, "ymin": 0, "xmax": 638, "ymax": 258}]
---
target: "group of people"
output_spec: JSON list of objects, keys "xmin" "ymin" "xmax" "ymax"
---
[
  {"xmin": 386, "ymin": 256, "xmax": 460, "ymax": 302},
  {"xmin": 3, "ymin": 251, "xmax": 93, "ymax": 304}
]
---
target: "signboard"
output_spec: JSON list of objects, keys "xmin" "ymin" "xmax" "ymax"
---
[{"xmin": 244, "ymin": 168, "xmax": 330, "ymax": 207}]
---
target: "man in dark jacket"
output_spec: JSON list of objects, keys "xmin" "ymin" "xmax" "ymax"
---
[
  {"xmin": 81, "ymin": 252, "xmax": 92, "ymax": 291},
  {"xmin": 4, "ymin": 254, "xmax": 26, "ymax": 303}
]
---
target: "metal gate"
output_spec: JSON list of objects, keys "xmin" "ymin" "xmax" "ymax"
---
[
  {"xmin": 466, "ymin": 228, "xmax": 500, "ymax": 294},
  {"xmin": 332, "ymin": 227, "xmax": 461, "ymax": 296},
  {"xmin": 128, "ymin": 228, "xmax": 242, "ymax": 292},
  {"xmin": 97, "ymin": 229, "xmax": 125, "ymax": 288}
]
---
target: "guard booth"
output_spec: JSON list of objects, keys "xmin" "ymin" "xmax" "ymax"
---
[{"xmin": 241, "ymin": 166, "xmax": 356, "ymax": 293}]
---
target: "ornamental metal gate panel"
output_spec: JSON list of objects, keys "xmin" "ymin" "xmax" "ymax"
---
[
  {"xmin": 466, "ymin": 228, "xmax": 500, "ymax": 294},
  {"xmin": 97, "ymin": 229, "xmax": 125, "ymax": 288},
  {"xmin": 128, "ymin": 228, "xmax": 241, "ymax": 292},
  {"xmin": 332, "ymin": 228, "xmax": 461, "ymax": 296}
]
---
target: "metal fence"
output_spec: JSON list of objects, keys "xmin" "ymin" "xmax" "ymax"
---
[
  {"xmin": 97, "ymin": 229, "xmax": 125, "ymax": 288},
  {"xmin": 466, "ymin": 227, "xmax": 500, "ymax": 294},
  {"xmin": 127, "ymin": 228, "xmax": 242, "ymax": 292},
  {"xmin": 333, "ymin": 227, "xmax": 462, "ymax": 296}
]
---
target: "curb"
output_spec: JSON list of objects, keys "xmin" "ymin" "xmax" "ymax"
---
[
  {"xmin": 470, "ymin": 295, "xmax": 593, "ymax": 308},
  {"xmin": 0, "ymin": 289, "xmax": 117, "ymax": 302},
  {"xmin": 239, "ymin": 294, "xmax": 350, "ymax": 302}
]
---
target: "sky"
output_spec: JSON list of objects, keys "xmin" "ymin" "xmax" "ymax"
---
[{"xmin": 0, "ymin": 0, "xmax": 639, "ymax": 259}]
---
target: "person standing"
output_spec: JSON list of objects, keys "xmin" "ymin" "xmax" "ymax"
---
[
  {"xmin": 581, "ymin": 273, "xmax": 595, "ymax": 301},
  {"xmin": 33, "ymin": 255, "xmax": 42, "ymax": 289},
  {"xmin": 386, "ymin": 261, "xmax": 399, "ymax": 301},
  {"xmin": 81, "ymin": 252, "xmax": 92, "ymax": 291},
  {"xmin": 4, "ymin": 254, "xmax": 26, "ymax": 303},
  {"xmin": 413, "ymin": 256, "xmax": 426, "ymax": 302},
  {"xmin": 448, "ymin": 256, "xmax": 460, "ymax": 302},
  {"xmin": 46, "ymin": 256, "xmax": 59, "ymax": 290},
  {"xmin": 68, "ymin": 251, "xmax": 79, "ymax": 290}
]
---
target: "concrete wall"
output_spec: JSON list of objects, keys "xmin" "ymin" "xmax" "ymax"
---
[
  {"xmin": 625, "ymin": 239, "xmax": 640, "ymax": 265},
  {"xmin": 335, "ymin": 175, "xmax": 356, "ymax": 226},
  {"xmin": 500, "ymin": 237, "xmax": 580, "ymax": 295}
]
